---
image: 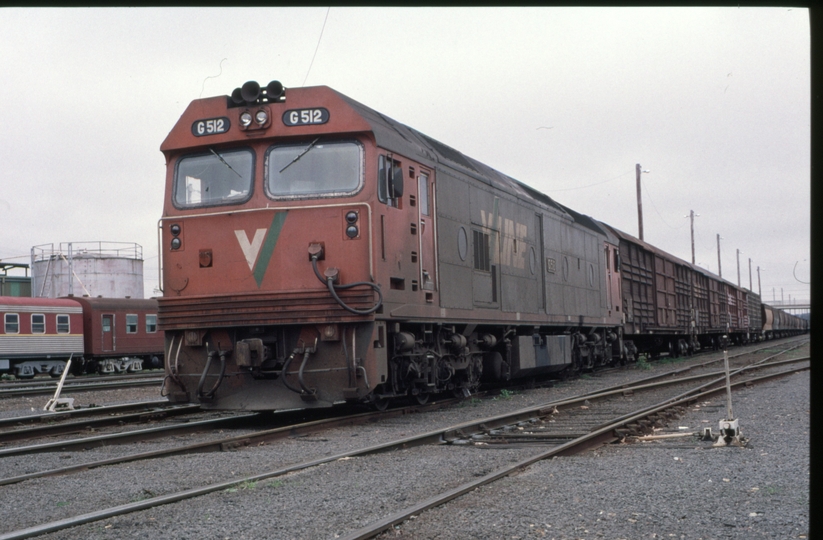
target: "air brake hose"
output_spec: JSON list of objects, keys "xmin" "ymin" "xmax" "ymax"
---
[
  {"xmin": 311, "ymin": 255, "xmax": 383, "ymax": 315},
  {"xmin": 197, "ymin": 349, "xmax": 227, "ymax": 400}
]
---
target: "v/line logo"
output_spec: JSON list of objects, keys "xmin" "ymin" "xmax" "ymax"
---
[{"xmin": 233, "ymin": 211, "xmax": 288, "ymax": 287}]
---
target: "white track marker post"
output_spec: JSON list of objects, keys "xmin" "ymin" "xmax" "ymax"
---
[
  {"xmin": 713, "ymin": 336, "xmax": 743, "ymax": 447},
  {"xmin": 44, "ymin": 355, "xmax": 76, "ymax": 412}
]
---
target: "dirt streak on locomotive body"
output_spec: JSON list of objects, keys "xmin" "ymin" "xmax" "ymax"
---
[{"xmin": 157, "ymin": 81, "xmax": 807, "ymax": 411}]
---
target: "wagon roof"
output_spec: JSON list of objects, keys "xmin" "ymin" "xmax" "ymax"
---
[
  {"xmin": 66, "ymin": 297, "xmax": 158, "ymax": 311},
  {"xmin": 0, "ymin": 296, "xmax": 81, "ymax": 309},
  {"xmin": 599, "ymin": 223, "xmax": 753, "ymax": 293}
]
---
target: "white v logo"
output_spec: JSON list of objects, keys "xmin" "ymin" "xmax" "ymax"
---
[{"xmin": 235, "ymin": 229, "xmax": 268, "ymax": 271}]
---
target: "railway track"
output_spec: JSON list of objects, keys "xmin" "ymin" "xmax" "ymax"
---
[
  {"xmin": 0, "ymin": 374, "xmax": 163, "ymax": 398},
  {"xmin": 0, "ymin": 338, "xmax": 807, "ymax": 540}
]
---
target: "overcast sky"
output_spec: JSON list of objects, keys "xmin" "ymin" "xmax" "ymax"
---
[{"xmin": 0, "ymin": 7, "xmax": 810, "ymax": 306}]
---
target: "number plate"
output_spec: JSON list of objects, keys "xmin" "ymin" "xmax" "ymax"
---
[
  {"xmin": 282, "ymin": 108, "xmax": 330, "ymax": 126},
  {"xmin": 192, "ymin": 117, "xmax": 231, "ymax": 137}
]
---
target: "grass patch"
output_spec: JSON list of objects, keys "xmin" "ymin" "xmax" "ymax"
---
[
  {"xmin": 635, "ymin": 355, "xmax": 652, "ymax": 371},
  {"xmin": 225, "ymin": 480, "xmax": 258, "ymax": 493},
  {"xmin": 131, "ymin": 489, "xmax": 156, "ymax": 502}
]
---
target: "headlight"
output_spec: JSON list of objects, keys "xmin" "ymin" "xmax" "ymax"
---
[
  {"xmin": 240, "ymin": 111, "xmax": 253, "ymax": 127},
  {"xmin": 255, "ymin": 110, "xmax": 268, "ymax": 125}
]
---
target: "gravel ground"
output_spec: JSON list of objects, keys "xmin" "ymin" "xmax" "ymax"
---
[
  {"xmin": 0, "ymin": 339, "xmax": 808, "ymax": 540},
  {"xmin": 382, "ymin": 370, "xmax": 811, "ymax": 540}
]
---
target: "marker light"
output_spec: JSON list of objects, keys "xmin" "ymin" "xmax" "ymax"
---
[
  {"xmin": 345, "ymin": 211, "xmax": 358, "ymax": 224},
  {"xmin": 346, "ymin": 225, "xmax": 359, "ymax": 239},
  {"xmin": 171, "ymin": 238, "xmax": 182, "ymax": 250},
  {"xmin": 170, "ymin": 224, "xmax": 181, "ymax": 236}
]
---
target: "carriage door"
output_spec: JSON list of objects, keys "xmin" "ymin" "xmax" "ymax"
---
[
  {"xmin": 417, "ymin": 171, "xmax": 437, "ymax": 299},
  {"xmin": 102, "ymin": 314, "xmax": 115, "ymax": 352}
]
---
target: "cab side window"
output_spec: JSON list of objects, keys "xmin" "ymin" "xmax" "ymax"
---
[{"xmin": 378, "ymin": 155, "xmax": 403, "ymax": 207}]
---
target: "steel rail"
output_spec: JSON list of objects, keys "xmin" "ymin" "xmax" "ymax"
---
[
  {"xmin": 0, "ymin": 345, "xmax": 807, "ymax": 540},
  {"xmin": 0, "ymin": 404, "xmax": 201, "ymax": 444},
  {"xmin": 0, "ymin": 378, "xmax": 163, "ymax": 398},
  {"xmin": 0, "ymin": 362, "xmax": 807, "ymax": 540},
  {"xmin": 1, "ymin": 353, "xmax": 805, "ymax": 485},
  {"xmin": 0, "ymin": 413, "xmax": 259, "ymax": 458},
  {"xmin": 0, "ymin": 399, "xmax": 460, "ymax": 487},
  {"xmin": 339, "ymin": 364, "xmax": 810, "ymax": 540},
  {"xmin": 0, "ymin": 372, "xmax": 162, "ymax": 387},
  {"xmin": 0, "ymin": 400, "xmax": 173, "ymax": 429}
]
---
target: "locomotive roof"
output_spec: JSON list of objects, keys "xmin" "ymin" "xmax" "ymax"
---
[
  {"xmin": 334, "ymin": 89, "xmax": 604, "ymax": 235},
  {"xmin": 163, "ymin": 84, "xmax": 617, "ymax": 238}
]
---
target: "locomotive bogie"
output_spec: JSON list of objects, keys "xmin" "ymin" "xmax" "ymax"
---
[{"xmin": 163, "ymin": 321, "xmax": 380, "ymax": 409}]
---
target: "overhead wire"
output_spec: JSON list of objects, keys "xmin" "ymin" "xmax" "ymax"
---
[
  {"xmin": 641, "ymin": 177, "xmax": 686, "ymax": 230},
  {"xmin": 544, "ymin": 169, "xmax": 633, "ymax": 192},
  {"xmin": 302, "ymin": 8, "xmax": 331, "ymax": 87}
]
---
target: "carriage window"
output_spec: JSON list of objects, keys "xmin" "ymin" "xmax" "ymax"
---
[
  {"xmin": 31, "ymin": 314, "xmax": 45, "ymax": 334},
  {"xmin": 146, "ymin": 314, "xmax": 157, "ymax": 333},
  {"xmin": 266, "ymin": 140, "xmax": 362, "ymax": 198},
  {"xmin": 173, "ymin": 148, "xmax": 254, "ymax": 208},
  {"xmin": 57, "ymin": 315, "xmax": 70, "ymax": 334},
  {"xmin": 4, "ymin": 313, "xmax": 19, "ymax": 334},
  {"xmin": 126, "ymin": 314, "xmax": 138, "ymax": 334}
]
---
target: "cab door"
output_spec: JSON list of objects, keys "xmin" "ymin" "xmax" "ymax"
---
[{"xmin": 417, "ymin": 171, "xmax": 437, "ymax": 299}]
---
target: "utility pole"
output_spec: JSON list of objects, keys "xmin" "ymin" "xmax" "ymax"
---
[
  {"xmin": 757, "ymin": 266, "xmax": 763, "ymax": 298},
  {"xmin": 748, "ymin": 258, "xmax": 752, "ymax": 291},
  {"xmin": 781, "ymin": 288, "xmax": 784, "ymax": 304},
  {"xmin": 736, "ymin": 249, "xmax": 741, "ymax": 287},
  {"xmin": 687, "ymin": 210, "xmax": 699, "ymax": 264},
  {"xmin": 636, "ymin": 164, "xmax": 644, "ymax": 241},
  {"xmin": 717, "ymin": 234, "xmax": 722, "ymax": 278}
]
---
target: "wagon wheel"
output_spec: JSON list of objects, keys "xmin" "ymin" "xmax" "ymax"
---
[
  {"xmin": 372, "ymin": 397, "xmax": 390, "ymax": 411},
  {"xmin": 412, "ymin": 392, "xmax": 429, "ymax": 405}
]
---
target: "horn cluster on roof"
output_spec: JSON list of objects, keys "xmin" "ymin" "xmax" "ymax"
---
[{"xmin": 229, "ymin": 80, "xmax": 285, "ymax": 107}]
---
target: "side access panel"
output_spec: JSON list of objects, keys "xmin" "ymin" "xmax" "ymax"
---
[{"xmin": 510, "ymin": 335, "xmax": 571, "ymax": 376}]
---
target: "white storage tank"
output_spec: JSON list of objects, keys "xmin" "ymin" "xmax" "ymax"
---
[{"xmin": 31, "ymin": 242, "xmax": 144, "ymax": 299}]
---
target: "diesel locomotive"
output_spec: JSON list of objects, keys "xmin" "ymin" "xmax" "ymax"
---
[{"xmin": 157, "ymin": 81, "xmax": 807, "ymax": 411}]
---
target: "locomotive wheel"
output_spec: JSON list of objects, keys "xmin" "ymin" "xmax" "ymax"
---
[
  {"xmin": 413, "ymin": 392, "xmax": 429, "ymax": 405},
  {"xmin": 373, "ymin": 397, "xmax": 390, "ymax": 411}
]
